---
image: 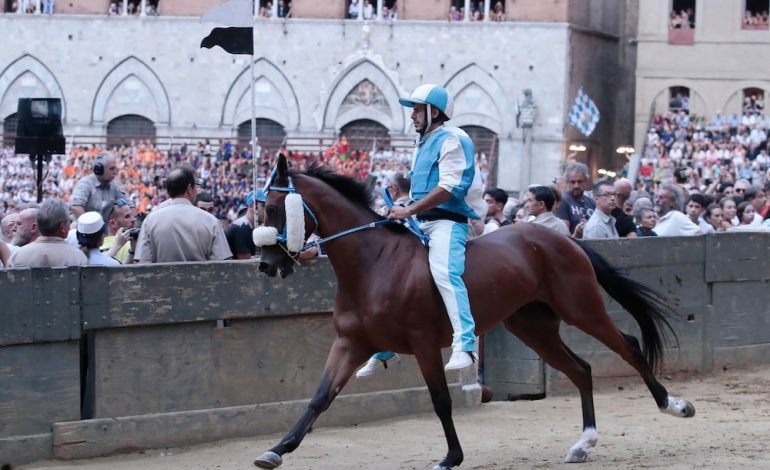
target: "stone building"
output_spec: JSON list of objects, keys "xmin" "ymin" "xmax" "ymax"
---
[
  {"xmin": 0, "ymin": 0, "xmax": 637, "ymax": 193},
  {"xmin": 635, "ymin": 0, "xmax": 770, "ymax": 151}
]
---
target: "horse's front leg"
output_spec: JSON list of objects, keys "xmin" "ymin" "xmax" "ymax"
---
[
  {"xmin": 254, "ymin": 337, "xmax": 370, "ymax": 469},
  {"xmin": 414, "ymin": 346, "xmax": 464, "ymax": 470}
]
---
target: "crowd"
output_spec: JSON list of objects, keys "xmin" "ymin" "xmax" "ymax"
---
[
  {"xmin": 743, "ymin": 9, "xmax": 769, "ymax": 27},
  {"xmin": 669, "ymin": 8, "xmax": 695, "ymax": 29},
  {"xmin": 448, "ymin": 1, "xmax": 505, "ymax": 22},
  {"xmin": 257, "ymin": 0, "xmax": 292, "ymax": 19}
]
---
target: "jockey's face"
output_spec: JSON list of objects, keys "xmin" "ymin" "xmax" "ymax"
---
[{"xmin": 411, "ymin": 104, "xmax": 428, "ymax": 134}]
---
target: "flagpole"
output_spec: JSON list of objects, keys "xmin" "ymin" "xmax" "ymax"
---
[{"xmin": 250, "ymin": 0, "xmax": 258, "ymax": 216}]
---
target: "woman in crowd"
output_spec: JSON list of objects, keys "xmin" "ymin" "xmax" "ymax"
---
[
  {"xmin": 76, "ymin": 212, "xmax": 120, "ymax": 266},
  {"xmin": 703, "ymin": 203, "xmax": 724, "ymax": 232},
  {"xmin": 635, "ymin": 207, "xmax": 658, "ymax": 237},
  {"xmin": 730, "ymin": 201, "xmax": 758, "ymax": 231}
]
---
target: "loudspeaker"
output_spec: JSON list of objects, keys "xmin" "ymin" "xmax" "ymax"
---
[
  {"xmin": 14, "ymin": 98, "xmax": 65, "ymax": 158},
  {"xmin": 93, "ymin": 158, "xmax": 104, "ymax": 176}
]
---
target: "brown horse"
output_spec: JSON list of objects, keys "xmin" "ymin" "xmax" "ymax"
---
[{"xmin": 253, "ymin": 155, "xmax": 695, "ymax": 469}]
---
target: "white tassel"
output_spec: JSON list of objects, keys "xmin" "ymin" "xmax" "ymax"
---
[
  {"xmin": 252, "ymin": 226, "xmax": 278, "ymax": 247},
  {"xmin": 284, "ymin": 193, "xmax": 306, "ymax": 252}
]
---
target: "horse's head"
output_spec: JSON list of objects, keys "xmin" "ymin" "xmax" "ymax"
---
[{"xmin": 254, "ymin": 154, "xmax": 317, "ymax": 278}]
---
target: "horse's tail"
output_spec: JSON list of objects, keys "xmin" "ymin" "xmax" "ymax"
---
[{"xmin": 573, "ymin": 239, "xmax": 678, "ymax": 372}]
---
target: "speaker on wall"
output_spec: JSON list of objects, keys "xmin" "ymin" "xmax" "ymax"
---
[{"xmin": 14, "ymin": 98, "xmax": 65, "ymax": 158}]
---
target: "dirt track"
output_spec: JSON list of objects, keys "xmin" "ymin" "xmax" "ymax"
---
[{"xmin": 21, "ymin": 365, "xmax": 770, "ymax": 470}]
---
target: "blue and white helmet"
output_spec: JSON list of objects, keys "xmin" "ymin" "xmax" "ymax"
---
[{"xmin": 399, "ymin": 84, "xmax": 454, "ymax": 120}]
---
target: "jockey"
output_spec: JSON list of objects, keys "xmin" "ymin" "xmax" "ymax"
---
[{"xmin": 356, "ymin": 84, "xmax": 486, "ymax": 377}]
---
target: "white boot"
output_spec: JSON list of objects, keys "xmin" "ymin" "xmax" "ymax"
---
[
  {"xmin": 355, "ymin": 354, "xmax": 399, "ymax": 378},
  {"xmin": 444, "ymin": 351, "xmax": 477, "ymax": 371}
]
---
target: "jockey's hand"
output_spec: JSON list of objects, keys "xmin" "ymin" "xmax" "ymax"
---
[{"xmin": 388, "ymin": 206, "xmax": 411, "ymax": 220}]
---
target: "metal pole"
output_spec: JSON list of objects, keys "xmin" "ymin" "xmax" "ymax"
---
[
  {"xmin": 36, "ymin": 156, "xmax": 44, "ymax": 203},
  {"xmin": 251, "ymin": 1, "xmax": 259, "ymax": 216}
]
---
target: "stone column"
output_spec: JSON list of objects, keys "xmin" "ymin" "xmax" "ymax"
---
[
  {"xmin": 35, "ymin": 0, "xmax": 41, "ymax": 14},
  {"xmin": 483, "ymin": 0, "xmax": 490, "ymax": 21},
  {"xmin": 123, "ymin": 0, "xmax": 128, "ymax": 16},
  {"xmin": 140, "ymin": 0, "xmax": 146, "ymax": 16},
  {"xmin": 16, "ymin": 0, "xmax": 22, "ymax": 13},
  {"xmin": 271, "ymin": 0, "xmax": 277, "ymax": 18},
  {"xmin": 464, "ymin": 0, "xmax": 470, "ymax": 21},
  {"xmin": 376, "ymin": 0, "xmax": 383, "ymax": 20},
  {"xmin": 357, "ymin": 0, "xmax": 363, "ymax": 20}
]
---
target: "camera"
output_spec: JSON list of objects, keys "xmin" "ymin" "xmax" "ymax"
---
[{"xmin": 126, "ymin": 228, "xmax": 141, "ymax": 239}]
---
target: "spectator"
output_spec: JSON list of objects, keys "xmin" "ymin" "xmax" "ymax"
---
[
  {"xmin": 11, "ymin": 207, "xmax": 40, "ymax": 248},
  {"xmin": 719, "ymin": 196, "xmax": 739, "ymax": 229},
  {"xmin": 0, "ymin": 240, "xmax": 9, "ymax": 267},
  {"xmin": 491, "ymin": 1, "xmax": 504, "ymax": 21},
  {"xmin": 276, "ymin": 0, "xmax": 291, "ymax": 18},
  {"xmin": 513, "ymin": 205, "xmax": 528, "ymax": 224},
  {"xmin": 583, "ymin": 181, "xmax": 619, "ymax": 240},
  {"xmin": 195, "ymin": 191, "xmax": 215, "ymax": 213},
  {"xmin": 685, "ymin": 193, "xmax": 712, "ymax": 233},
  {"xmin": 653, "ymin": 184, "xmax": 701, "ymax": 236},
  {"xmin": 702, "ymin": 203, "xmax": 724, "ymax": 233},
  {"xmin": 43, "ymin": 0, "xmax": 54, "ymax": 14},
  {"xmin": 730, "ymin": 201, "xmax": 762, "ymax": 231},
  {"xmin": 635, "ymin": 207, "xmax": 658, "ymax": 237},
  {"xmin": 743, "ymin": 186, "xmax": 767, "ymax": 225},
  {"xmin": 554, "ymin": 162, "xmax": 595, "ymax": 238},
  {"xmin": 362, "ymin": 0, "xmax": 374, "ymax": 19},
  {"xmin": 348, "ymin": 0, "xmax": 359, "ymax": 18},
  {"xmin": 76, "ymin": 212, "xmax": 120, "ymax": 266},
  {"xmin": 526, "ymin": 185, "xmax": 569, "ymax": 236},
  {"xmin": 448, "ymin": 5, "xmax": 462, "ymax": 21},
  {"xmin": 71, "ymin": 154, "xmax": 128, "ymax": 218},
  {"xmin": 1, "ymin": 213, "xmax": 17, "ymax": 244},
  {"xmin": 100, "ymin": 198, "xmax": 137, "ymax": 264},
  {"xmin": 225, "ymin": 189, "xmax": 265, "ymax": 260},
  {"xmin": 6, "ymin": 201, "xmax": 87, "ymax": 268},
  {"xmin": 612, "ymin": 179, "xmax": 636, "ymax": 237},
  {"xmin": 135, "ymin": 165, "xmax": 232, "ymax": 263},
  {"xmin": 482, "ymin": 188, "xmax": 510, "ymax": 233}
]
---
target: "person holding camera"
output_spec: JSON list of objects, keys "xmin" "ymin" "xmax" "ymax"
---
[{"xmin": 99, "ymin": 197, "xmax": 137, "ymax": 264}]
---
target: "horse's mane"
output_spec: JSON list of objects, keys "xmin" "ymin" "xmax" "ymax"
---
[{"xmin": 294, "ymin": 163, "xmax": 409, "ymax": 235}]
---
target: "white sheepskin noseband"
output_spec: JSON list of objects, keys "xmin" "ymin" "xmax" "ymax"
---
[
  {"xmin": 253, "ymin": 226, "xmax": 278, "ymax": 247},
  {"xmin": 251, "ymin": 192, "xmax": 307, "ymax": 252},
  {"xmin": 284, "ymin": 193, "xmax": 306, "ymax": 252}
]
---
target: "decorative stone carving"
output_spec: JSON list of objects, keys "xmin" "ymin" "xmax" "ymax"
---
[{"xmin": 339, "ymin": 79, "xmax": 389, "ymax": 114}]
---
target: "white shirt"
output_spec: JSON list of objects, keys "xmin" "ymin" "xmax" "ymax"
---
[
  {"xmin": 654, "ymin": 210, "xmax": 701, "ymax": 237},
  {"xmin": 583, "ymin": 209, "xmax": 619, "ymax": 240}
]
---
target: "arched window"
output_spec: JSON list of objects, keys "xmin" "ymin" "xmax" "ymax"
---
[
  {"xmin": 461, "ymin": 125, "xmax": 499, "ymax": 188},
  {"xmin": 742, "ymin": 88, "xmax": 765, "ymax": 115},
  {"xmin": 340, "ymin": 119, "xmax": 390, "ymax": 151},
  {"xmin": 237, "ymin": 118, "xmax": 286, "ymax": 152},
  {"xmin": 106, "ymin": 115, "xmax": 156, "ymax": 148},
  {"xmin": 3, "ymin": 113, "xmax": 18, "ymax": 147},
  {"xmin": 668, "ymin": 86, "xmax": 690, "ymax": 114}
]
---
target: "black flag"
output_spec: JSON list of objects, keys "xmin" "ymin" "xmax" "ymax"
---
[{"xmin": 200, "ymin": 27, "xmax": 253, "ymax": 55}]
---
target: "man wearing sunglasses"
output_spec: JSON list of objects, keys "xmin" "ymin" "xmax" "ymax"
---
[{"xmin": 71, "ymin": 154, "xmax": 128, "ymax": 218}]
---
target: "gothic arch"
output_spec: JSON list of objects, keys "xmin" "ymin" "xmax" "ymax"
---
[
  {"xmin": 322, "ymin": 59, "xmax": 405, "ymax": 133},
  {"xmin": 720, "ymin": 81, "xmax": 770, "ymax": 115},
  {"xmin": 91, "ymin": 56, "xmax": 171, "ymax": 125},
  {"xmin": 648, "ymin": 80, "xmax": 711, "ymax": 117},
  {"xmin": 0, "ymin": 54, "xmax": 66, "ymax": 121},
  {"xmin": 444, "ymin": 63, "xmax": 509, "ymax": 136},
  {"xmin": 222, "ymin": 58, "xmax": 300, "ymax": 130}
]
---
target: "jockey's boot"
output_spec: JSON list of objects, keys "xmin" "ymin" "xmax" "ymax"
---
[
  {"xmin": 444, "ymin": 351, "xmax": 477, "ymax": 371},
  {"xmin": 355, "ymin": 352, "xmax": 399, "ymax": 378}
]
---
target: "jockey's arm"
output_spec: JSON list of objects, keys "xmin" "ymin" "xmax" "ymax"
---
[{"xmin": 388, "ymin": 187, "xmax": 451, "ymax": 219}]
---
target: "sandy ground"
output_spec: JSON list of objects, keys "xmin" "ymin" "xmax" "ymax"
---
[{"xmin": 20, "ymin": 365, "xmax": 770, "ymax": 470}]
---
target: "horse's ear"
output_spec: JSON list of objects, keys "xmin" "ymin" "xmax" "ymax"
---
[{"xmin": 277, "ymin": 152, "xmax": 289, "ymax": 178}]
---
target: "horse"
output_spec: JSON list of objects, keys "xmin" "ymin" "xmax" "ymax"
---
[{"xmin": 252, "ymin": 155, "xmax": 695, "ymax": 469}]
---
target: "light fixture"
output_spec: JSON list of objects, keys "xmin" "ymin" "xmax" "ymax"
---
[
  {"xmin": 569, "ymin": 144, "xmax": 587, "ymax": 152},
  {"xmin": 616, "ymin": 145, "xmax": 635, "ymax": 156}
]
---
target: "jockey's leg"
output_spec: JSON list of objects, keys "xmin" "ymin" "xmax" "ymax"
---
[{"xmin": 422, "ymin": 220, "xmax": 476, "ymax": 369}]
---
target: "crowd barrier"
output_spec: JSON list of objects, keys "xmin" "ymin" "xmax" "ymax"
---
[{"xmin": 2, "ymin": 232, "xmax": 769, "ymax": 465}]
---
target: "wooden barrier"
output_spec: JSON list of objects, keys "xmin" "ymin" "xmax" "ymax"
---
[{"xmin": 2, "ymin": 232, "xmax": 770, "ymax": 465}]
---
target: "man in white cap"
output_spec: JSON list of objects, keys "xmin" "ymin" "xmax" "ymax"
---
[
  {"xmin": 76, "ymin": 212, "xmax": 120, "ymax": 266},
  {"xmin": 357, "ymin": 84, "xmax": 486, "ymax": 377}
]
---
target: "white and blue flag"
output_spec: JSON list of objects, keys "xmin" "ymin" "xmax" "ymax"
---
[{"xmin": 567, "ymin": 88, "xmax": 600, "ymax": 137}]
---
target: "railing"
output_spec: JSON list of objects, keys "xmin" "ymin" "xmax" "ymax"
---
[{"xmin": 668, "ymin": 28, "xmax": 694, "ymax": 45}]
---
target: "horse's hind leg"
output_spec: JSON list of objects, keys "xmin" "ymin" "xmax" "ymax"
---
[
  {"xmin": 254, "ymin": 337, "xmax": 371, "ymax": 469},
  {"xmin": 413, "ymin": 345, "xmax": 464, "ymax": 469},
  {"xmin": 551, "ymin": 290, "xmax": 695, "ymax": 418},
  {"xmin": 505, "ymin": 303, "xmax": 598, "ymax": 463}
]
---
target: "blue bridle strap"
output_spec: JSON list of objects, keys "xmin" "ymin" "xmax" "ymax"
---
[{"xmin": 380, "ymin": 187, "xmax": 429, "ymax": 246}]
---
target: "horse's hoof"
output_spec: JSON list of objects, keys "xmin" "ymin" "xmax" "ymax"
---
[
  {"xmin": 254, "ymin": 451, "xmax": 283, "ymax": 469},
  {"xmin": 681, "ymin": 400, "xmax": 696, "ymax": 418},
  {"xmin": 564, "ymin": 448, "xmax": 588, "ymax": 463},
  {"xmin": 661, "ymin": 396, "xmax": 696, "ymax": 418}
]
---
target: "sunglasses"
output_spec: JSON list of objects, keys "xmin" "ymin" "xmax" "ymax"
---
[{"xmin": 105, "ymin": 198, "xmax": 130, "ymax": 221}]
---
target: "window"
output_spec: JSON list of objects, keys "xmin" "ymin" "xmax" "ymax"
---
[
  {"xmin": 461, "ymin": 125, "xmax": 499, "ymax": 188},
  {"xmin": 106, "ymin": 115, "xmax": 156, "ymax": 148},
  {"xmin": 339, "ymin": 119, "xmax": 389, "ymax": 151},
  {"xmin": 744, "ymin": 0, "xmax": 769, "ymax": 29},
  {"xmin": 670, "ymin": 0, "xmax": 695, "ymax": 29},
  {"xmin": 669, "ymin": 87, "xmax": 691, "ymax": 114},
  {"xmin": 237, "ymin": 118, "xmax": 286, "ymax": 151},
  {"xmin": 743, "ymin": 88, "xmax": 765, "ymax": 115},
  {"xmin": 108, "ymin": 0, "xmax": 159, "ymax": 16},
  {"xmin": 3, "ymin": 113, "xmax": 17, "ymax": 147}
]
